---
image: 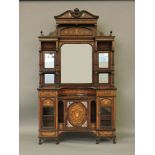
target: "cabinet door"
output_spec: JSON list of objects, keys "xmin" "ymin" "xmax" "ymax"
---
[
  {"xmin": 41, "ymin": 98, "xmax": 56, "ymax": 129},
  {"xmin": 98, "ymin": 98, "xmax": 113, "ymax": 130},
  {"xmin": 65, "ymin": 100, "xmax": 88, "ymax": 128}
]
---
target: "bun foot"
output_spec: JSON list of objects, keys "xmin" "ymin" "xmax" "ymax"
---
[
  {"xmin": 113, "ymin": 137, "xmax": 116, "ymax": 144},
  {"xmin": 96, "ymin": 138, "xmax": 100, "ymax": 144},
  {"xmin": 56, "ymin": 138, "xmax": 59, "ymax": 144},
  {"xmin": 39, "ymin": 138, "xmax": 43, "ymax": 145}
]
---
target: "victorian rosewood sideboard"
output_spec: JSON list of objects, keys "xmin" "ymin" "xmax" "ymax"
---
[{"xmin": 38, "ymin": 8, "xmax": 116, "ymax": 144}]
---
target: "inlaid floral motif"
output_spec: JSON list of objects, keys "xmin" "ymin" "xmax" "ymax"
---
[
  {"xmin": 61, "ymin": 27, "xmax": 93, "ymax": 36},
  {"xmin": 67, "ymin": 102, "xmax": 87, "ymax": 127},
  {"xmin": 100, "ymin": 99, "xmax": 112, "ymax": 107}
]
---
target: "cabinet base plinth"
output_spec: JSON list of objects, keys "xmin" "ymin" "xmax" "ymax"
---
[{"xmin": 38, "ymin": 131, "xmax": 116, "ymax": 144}]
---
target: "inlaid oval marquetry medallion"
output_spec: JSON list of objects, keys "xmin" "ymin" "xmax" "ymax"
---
[{"xmin": 67, "ymin": 102, "xmax": 87, "ymax": 127}]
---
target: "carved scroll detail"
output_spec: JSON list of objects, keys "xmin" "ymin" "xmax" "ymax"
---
[{"xmin": 55, "ymin": 8, "xmax": 99, "ymax": 19}]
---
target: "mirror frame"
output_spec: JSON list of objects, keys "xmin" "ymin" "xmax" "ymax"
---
[
  {"xmin": 99, "ymin": 73, "xmax": 109, "ymax": 84},
  {"xmin": 43, "ymin": 51, "xmax": 56, "ymax": 71},
  {"xmin": 60, "ymin": 43, "xmax": 93, "ymax": 84},
  {"xmin": 58, "ymin": 42, "xmax": 95, "ymax": 85},
  {"xmin": 44, "ymin": 53, "xmax": 55, "ymax": 69},
  {"xmin": 98, "ymin": 52, "xmax": 110, "ymax": 69},
  {"xmin": 43, "ymin": 73, "xmax": 55, "ymax": 86},
  {"xmin": 44, "ymin": 73, "xmax": 55, "ymax": 84}
]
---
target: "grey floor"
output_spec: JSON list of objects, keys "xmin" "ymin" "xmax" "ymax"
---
[{"xmin": 20, "ymin": 126, "xmax": 134, "ymax": 155}]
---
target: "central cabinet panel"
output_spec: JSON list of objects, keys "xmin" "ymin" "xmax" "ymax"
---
[
  {"xmin": 58, "ymin": 88, "xmax": 96, "ymax": 130},
  {"xmin": 66, "ymin": 101, "xmax": 88, "ymax": 128}
]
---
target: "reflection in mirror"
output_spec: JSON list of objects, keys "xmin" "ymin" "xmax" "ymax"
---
[
  {"xmin": 99, "ymin": 53, "xmax": 109, "ymax": 68},
  {"xmin": 44, "ymin": 53, "xmax": 54, "ymax": 68},
  {"xmin": 61, "ymin": 44, "xmax": 92, "ymax": 83},
  {"xmin": 99, "ymin": 73, "xmax": 109, "ymax": 83},
  {"xmin": 45, "ymin": 74, "xmax": 54, "ymax": 84}
]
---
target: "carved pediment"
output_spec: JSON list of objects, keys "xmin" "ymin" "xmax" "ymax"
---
[
  {"xmin": 54, "ymin": 8, "xmax": 98, "ymax": 24},
  {"xmin": 55, "ymin": 8, "xmax": 98, "ymax": 19}
]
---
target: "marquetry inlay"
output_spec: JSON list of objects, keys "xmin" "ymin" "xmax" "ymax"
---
[
  {"xmin": 67, "ymin": 102, "xmax": 87, "ymax": 127},
  {"xmin": 39, "ymin": 91, "xmax": 57, "ymax": 97},
  {"xmin": 60, "ymin": 27, "xmax": 93, "ymax": 36},
  {"xmin": 97, "ymin": 90, "xmax": 116, "ymax": 97},
  {"xmin": 40, "ymin": 131, "xmax": 56, "ymax": 137},
  {"xmin": 100, "ymin": 99, "xmax": 112, "ymax": 107},
  {"xmin": 43, "ymin": 99, "xmax": 54, "ymax": 106},
  {"xmin": 98, "ymin": 131, "xmax": 113, "ymax": 136}
]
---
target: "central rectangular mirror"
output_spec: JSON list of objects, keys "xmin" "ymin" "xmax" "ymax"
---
[{"xmin": 61, "ymin": 44, "xmax": 92, "ymax": 83}]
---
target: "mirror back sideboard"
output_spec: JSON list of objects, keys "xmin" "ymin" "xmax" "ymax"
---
[{"xmin": 37, "ymin": 8, "xmax": 116, "ymax": 144}]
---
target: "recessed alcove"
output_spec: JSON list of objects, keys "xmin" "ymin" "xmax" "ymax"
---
[{"xmin": 58, "ymin": 101, "xmax": 64, "ymax": 123}]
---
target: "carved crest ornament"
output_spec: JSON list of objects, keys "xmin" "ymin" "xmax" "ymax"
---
[{"xmin": 54, "ymin": 8, "xmax": 99, "ymax": 19}]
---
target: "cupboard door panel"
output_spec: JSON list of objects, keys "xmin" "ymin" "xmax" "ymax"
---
[
  {"xmin": 40, "ymin": 98, "xmax": 56, "ymax": 129},
  {"xmin": 98, "ymin": 97, "xmax": 114, "ymax": 130},
  {"xmin": 65, "ymin": 100, "xmax": 88, "ymax": 128}
]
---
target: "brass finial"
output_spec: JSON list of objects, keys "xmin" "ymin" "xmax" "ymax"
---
[
  {"xmin": 40, "ymin": 30, "xmax": 43, "ymax": 36},
  {"xmin": 110, "ymin": 30, "xmax": 112, "ymax": 36}
]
